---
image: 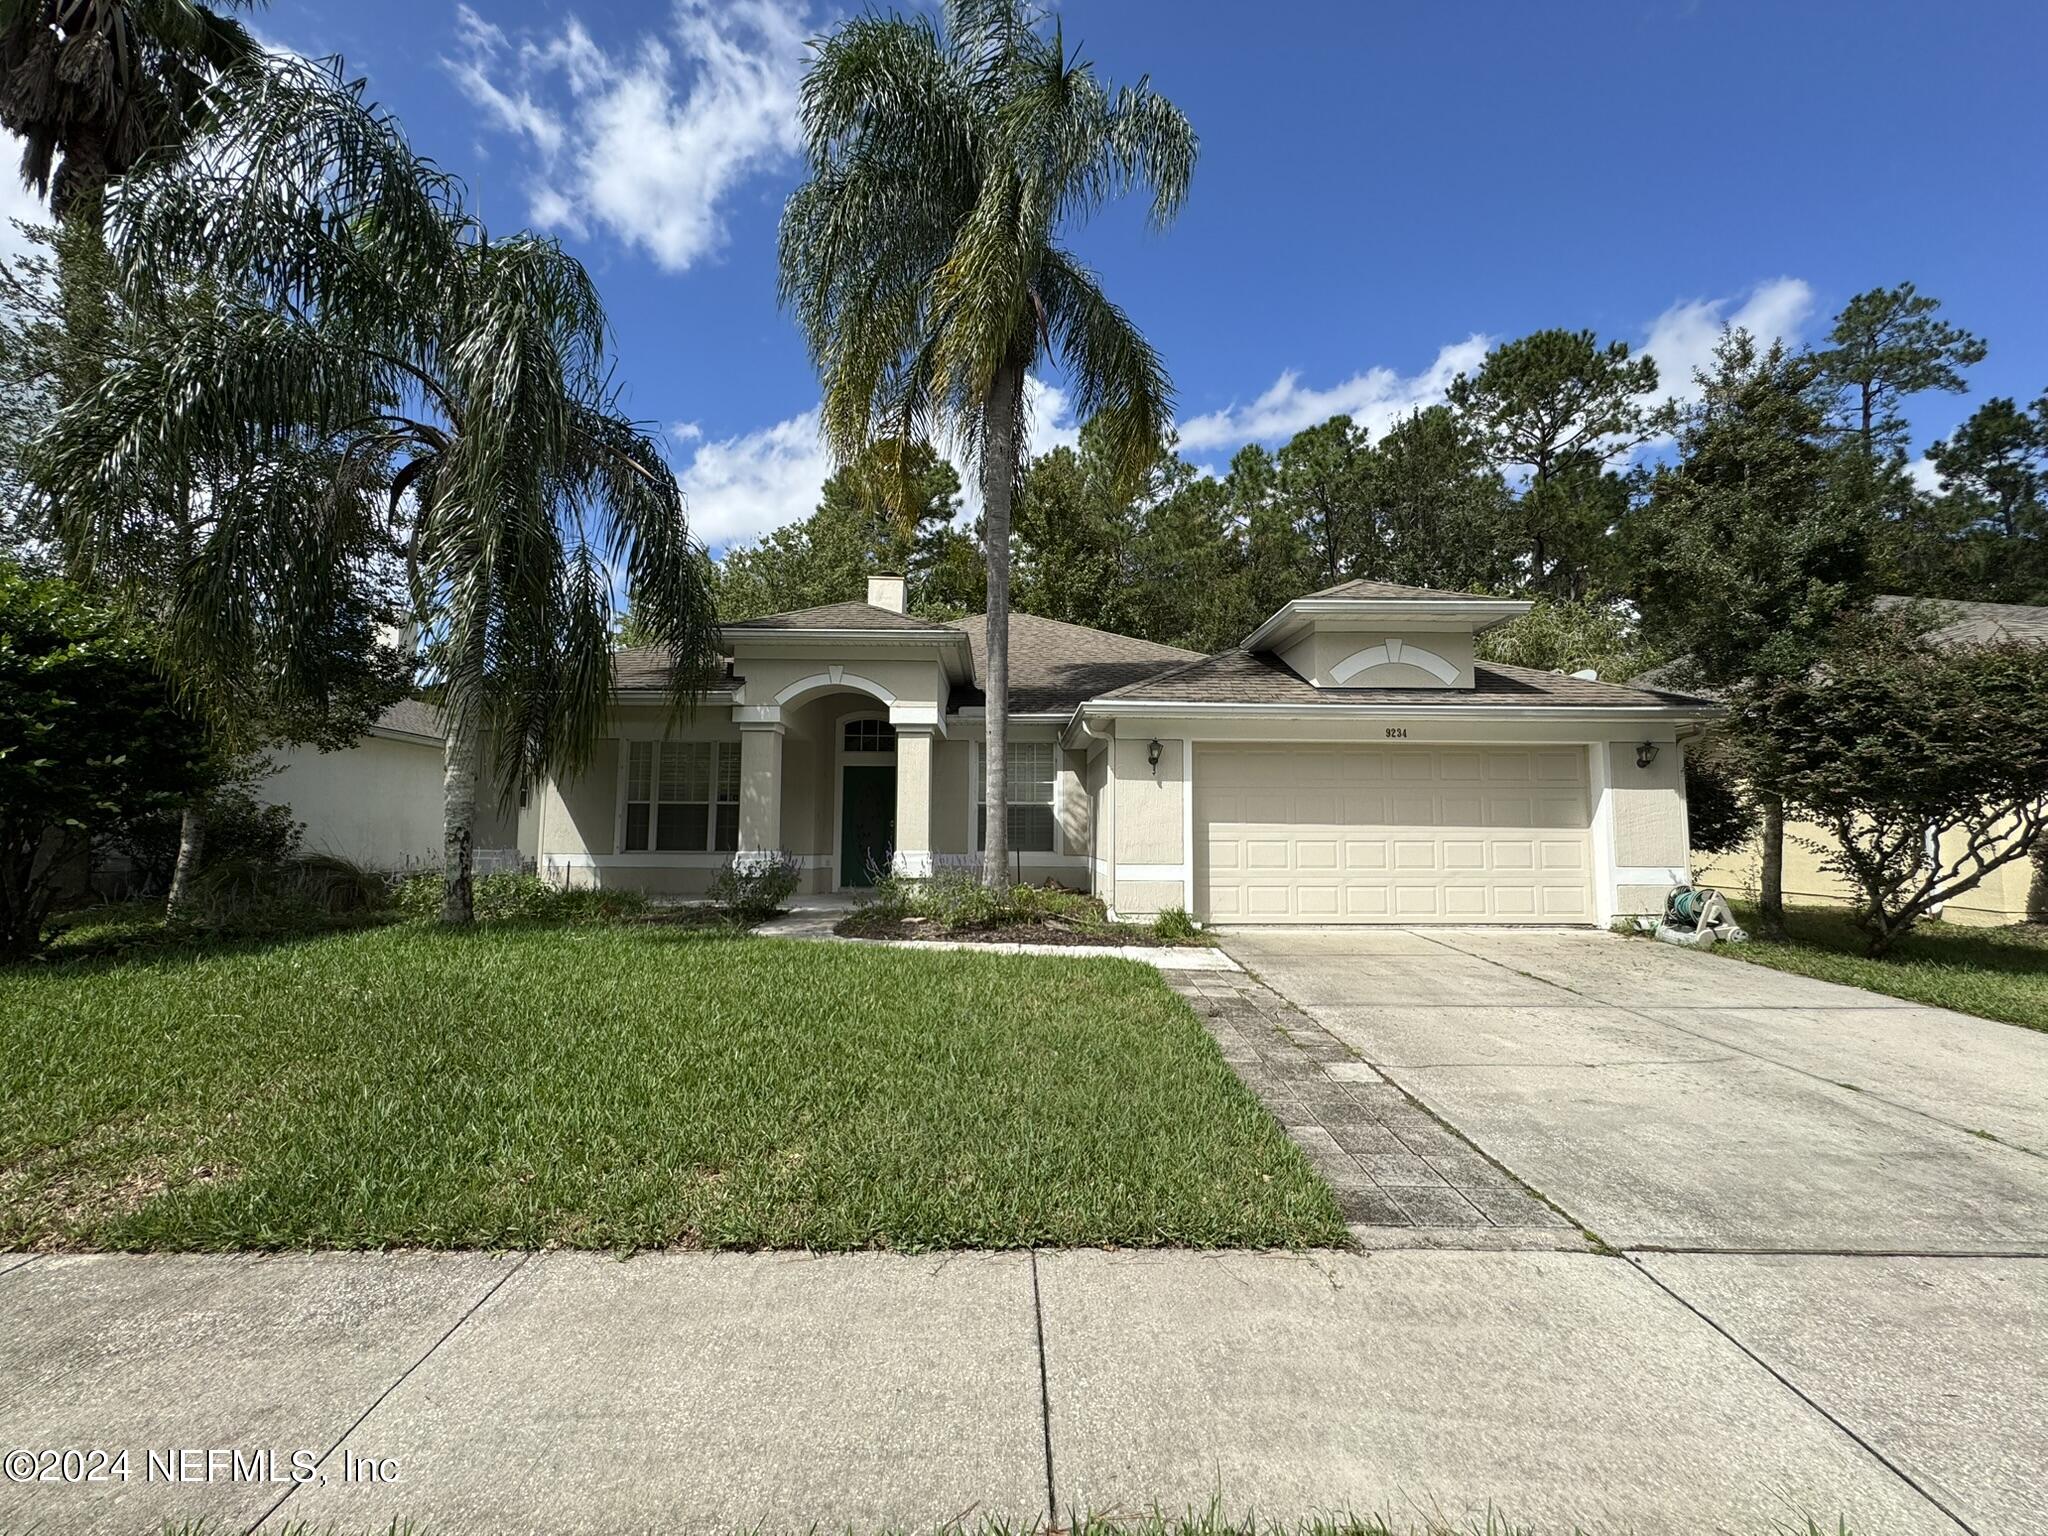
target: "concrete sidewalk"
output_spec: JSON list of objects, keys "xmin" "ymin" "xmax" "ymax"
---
[{"xmin": 1, "ymin": 1246, "xmax": 2021, "ymax": 1536}]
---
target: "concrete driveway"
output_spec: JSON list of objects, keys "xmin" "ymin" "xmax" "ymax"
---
[
  {"xmin": 1217, "ymin": 925, "xmax": 2048, "ymax": 1536},
  {"xmin": 1219, "ymin": 926, "xmax": 2048, "ymax": 1253}
]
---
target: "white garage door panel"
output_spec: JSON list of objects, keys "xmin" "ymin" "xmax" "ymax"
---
[{"xmin": 1196, "ymin": 745, "xmax": 1593, "ymax": 925}]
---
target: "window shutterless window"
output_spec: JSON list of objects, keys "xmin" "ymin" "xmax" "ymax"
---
[
  {"xmin": 977, "ymin": 741, "xmax": 1057, "ymax": 853},
  {"xmin": 619, "ymin": 741, "xmax": 738, "ymax": 853},
  {"xmin": 715, "ymin": 743, "xmax": 740, "ymax": 852}
]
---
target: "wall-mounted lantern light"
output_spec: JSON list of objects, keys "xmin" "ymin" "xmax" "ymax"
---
[
  {"xmin": 1147, "ymin": 738, "xmax": 1164, "ymax": 772},
  {"xmin": 1636, "ymin": 741, "xmax": 1660, "ymax": 770}
]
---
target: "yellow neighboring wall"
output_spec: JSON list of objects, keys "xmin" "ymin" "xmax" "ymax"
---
[{"xmin": 1694, "ymin": 809, "xmax": 2044, "ymax": 927}]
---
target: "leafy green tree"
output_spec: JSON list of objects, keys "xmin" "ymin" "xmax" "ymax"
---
[
  {"xmin": 1736, "ymin": 607, "xmax": 2048, "ymax": 954},
  {"xmin": 42, "ymin": 61, "xmax": 719, "ymax": 924},
  {"xmin": 1447, "ymin": 328, "xmax": 1667, "ymax": 598},
  {"xmin": 778, "ymin": 0, "xmax": 1195, "ymax": 884},
  {"xmin": 1011, "ymin": 420, "xmax": 1153, "ymax": 637},
  {"xmin": 713, "ymin": 439, "xmax": 977, "ymax": 621},
  {"xmin": 1131, "ymin": 465, "xmax": 1256, "ymax": 653},
  {"xmin": 1816, "ymin": 283, "xmax": 1985, "ymax": 456},
  {"xmin": 1476, "ymin": 598, "xmax": 1665, "ymax": 682},
  {"xmin": 1225, "ymin": 442, "xmax": 1313, "ymax": 627},
  {"xmin": 1361, "ymin": 405, "xmax": 1517, "ymax": 593},
  {"xmin": 1891, "ymin": 393, "xmax": 2048, "ymax": 603},
  {"xmin": 0, "ymin": 562, "xmax": 208, "ymax": 955},
  {"xmin": 1275, "ymin": 415, "xmax": 1371, "ymax": 587},
  {"xmin": 1624, "ymin": 332, "xmax": 1879, "ymax": 936}
]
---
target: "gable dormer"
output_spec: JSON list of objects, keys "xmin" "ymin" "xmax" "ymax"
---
[{"xmin": 1242, "ymin": 580, "xmax": 1531, "ymax": 691}]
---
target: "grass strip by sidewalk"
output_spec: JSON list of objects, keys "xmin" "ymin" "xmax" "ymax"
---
[
  {"xmin": 0, "ymin": 924, "xmax": 1341, "ymax": 1252},
  {"xmin": 1707, "ymin": 902, "xmax": 2047, "ymax": 1032}
]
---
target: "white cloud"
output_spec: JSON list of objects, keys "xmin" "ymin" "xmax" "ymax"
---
[
  {"xmin": 445, "ymin": 1, "xmax": 810, "ymax": 271},
  {"xmin": 1640, "ymin": 276, "xmax": 1815, "ymax": 409},
  {"xmin": 679, "ymin": 374, "xmax": 1082, "ymax": 553},
  {"xmin": 1906, "ymin": 455, "xmax": 1944, "ymax": 495},
  {"xmin": 1174, "ymin": 336, "xmax": 1491, "ymax": 453},
  {"xmin": 677, "ymin": 405, "xmax": 834, "ymax": 552}
]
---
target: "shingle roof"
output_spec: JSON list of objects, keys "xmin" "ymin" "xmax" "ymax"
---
[
  {"xmin": 1875, "ymin": 594, "xmax": 2048, "ymax": 647},
  {"xmin": 1094, "ymin": 648, "xmax": 1716, "ymax": 711},
  {"xmin": 373, "ymin": 698, "xmax": 445, "ymax": 739},
  {"xmin": 719, "ymin": 600, "xmax": 960, "ymax": 633},
  {"xmin": 946, "ymin": 611, "xmax": 1203, "ymax": 714},
  {"xmin": 1630, "ymin": 594, "xmax": 2048, "ymax": 693},
  {"xmin": 1305, "ymin": 577, "xmax": 1506, "ymax": 602}
]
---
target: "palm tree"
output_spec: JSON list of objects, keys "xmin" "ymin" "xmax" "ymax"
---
[
  {"xmin": 45, "ymin": 60, "xmax": 721, "ymax": 922},
  {"xmin": 0, "ymin": 0, "xmax": 260, "ymax": 397},
  {"xmin": 779, "ymin": 0, "xmax": 1194, "ymax": 884}
]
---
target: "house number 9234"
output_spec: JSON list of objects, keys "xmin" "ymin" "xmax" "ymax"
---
[{"xmin": 1384, "ymin": 727, "xmax": 1408, "ymax": 739}]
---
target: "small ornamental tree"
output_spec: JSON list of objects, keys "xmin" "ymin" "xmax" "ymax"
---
[
  {"xmin": 0, "ymin": 564, "xmax": 208, "ymax": 955},
  {"xmin": 1734, "ymin": 609, "xmax": 2048, "ymax": 955}
]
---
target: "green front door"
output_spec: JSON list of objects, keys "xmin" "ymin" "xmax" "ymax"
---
[{"xmin": 840, "ymin": 765, "xmax": 897, "ymax": 887}]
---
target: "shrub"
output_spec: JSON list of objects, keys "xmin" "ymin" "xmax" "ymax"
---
[
  {"xmin": 184, "ymin": 852, "xmax": 391, "ymax": 933},
  {"xmin": 0, "ymin": 565, "xmax": 210, "ymax": 956},
  {"xmin": 106, "ymin": 768, "xmax": 304, "ymax": 895},
  {"xmin": 1152, "ymin": 906, "xmax": 1198, "ymax": 942},
  {"xmin": 706, "ymin": 852, "xmax": 802, "ymax": 923},
  {"xmin": 393, "ymin": 871, "xmax": 647, "ymax": 926}
]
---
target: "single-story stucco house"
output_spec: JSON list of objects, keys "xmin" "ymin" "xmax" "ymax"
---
[
  {"xmin": 526, "ymin": 575, "xmax": 1715, "ymax": 926},
  {"xmin": 258, "ymin": 699, "xmax": 531, "ymax": 874},
  {"xmin": 1690, "ymin": 594, "xmax": 2048, "ymax": 926}
]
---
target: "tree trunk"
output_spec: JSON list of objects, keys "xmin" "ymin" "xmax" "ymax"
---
[
  {"xmin": 166, "ymin": 805, "xmax": 206, "ymax": 919},
  {"xmin": 980, "ymin": 358, "xmax": 1025, "ymax": 889},
  {"xmin": 442, "ymin": 703, "xmax": 482, "ymax": 925},
  {"xmin": 52, "ymin": 139, "xmax": 114, "ymax": 412},
  {"xmin": 2028, "ymin": 833, "xmax": 2048, "ymax": 924},
  {"xmin": 1756, "ymin": 794, "xmax": 1788, "ymax": 940}
]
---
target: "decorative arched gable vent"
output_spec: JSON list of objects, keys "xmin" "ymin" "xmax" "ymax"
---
[{"xmin": 1329, "ymin": 637, "xmax": 1460, "ymax": 686}]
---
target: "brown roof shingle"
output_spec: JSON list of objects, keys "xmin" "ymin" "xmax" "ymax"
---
[
  {"xmin": 719, "ymin": 601, "xmax": 959, "ymax": 634},
  {"xmin": 946, "ymin": 612, "xmax": 1203, "ymax": 714},
  {"xmin": 1305, "ymin": 577, "xmax": 1506, "ymax": 602},
  {"xmin": 1093, "ymin": 648, "xmax": 1716, "ymax": 711},
  {"xmin": 1875, "ymin": 594, "xmax": 2048, "ymax": 647}
]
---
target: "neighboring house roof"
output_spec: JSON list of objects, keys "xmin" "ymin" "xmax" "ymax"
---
[
  {"xmin": 719, "ymin": 600, "xmax": 959, "ymax": 634},
  {"xmin": 1874, "ymin": 594, "xmax": 2048, "ymax": 647},
  {"xmin": 1091, "ymin": 647, "xmax": 1715, "ymax": 713},
  {"xmin": 372, "ymin": 698, "xmax": 446, "ymax": 742},
  {"xmin": 1629, "ymin": 594, "xmax": 2048, "ymax": 693},
  {"xmin": 944, "ymin": 611, "xmax": 1204, "ymax": 715}
]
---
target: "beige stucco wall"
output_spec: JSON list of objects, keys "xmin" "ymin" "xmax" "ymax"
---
[
  {"xmin": 1112, "ymin": 734, "xmax": 1185, "ymax": 867},
  {"xmin": 1608, "ymin": 740, "xmax": 1689, "ymax": 869},
  {"xmin": 1280, "ymin": 627, "xmax": 1477, "ymax": 689},
  {"xmin": 1113, "ymin": 879, "xmax": 1185, "ymax": 918},
  {"xmin": 932, "ymin": 736, "xmax": 971, "ymax": 857},
  {"xmin": 260, "ymin": 734, "xmax": 444, "ymax": 872},
  {"xmin": 536, "ymin": 736, "xmax": 620, "ymax": 858},
  {"xmin": 732, "ymin": 650, "xmax": 947, "ymax": 716},
  {"xmin": 1695, "ymin": 810, "xmax": 2040, "ymax": 926},
  {"xmin": 1058, "ymin": 747, "xmax": 1090, "ymax": 858}
]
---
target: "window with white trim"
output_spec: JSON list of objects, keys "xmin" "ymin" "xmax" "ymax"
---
[
  {"xmin": 620, "ymin": 741, "xmax": 740, "ymax": 853},
  {"xmin": 843, "ymin": 718, "xmax": 896, "ymax": 753},
  {"xmin": 977, "ymin": 741, "xmax": 1057, "ymax": 853}
]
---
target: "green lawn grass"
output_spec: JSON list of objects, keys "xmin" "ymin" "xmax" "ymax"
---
[
  {"xmin": 1710, "ymin": 902, "xmax": 2048, "ymax": 1032},
  {"xmin": 0, "ymin": 925, "xmax": 1342, "ymax": 1252}
]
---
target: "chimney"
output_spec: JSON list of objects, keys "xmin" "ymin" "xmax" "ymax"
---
[{"xmin": 866, "ymin": 572, "xmax": 907, "ymax": 614}]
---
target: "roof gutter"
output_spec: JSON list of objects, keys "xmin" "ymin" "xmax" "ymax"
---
[{"xmin": 1076, "ymin": 698, "xmax": 1720, "ymax": 726}]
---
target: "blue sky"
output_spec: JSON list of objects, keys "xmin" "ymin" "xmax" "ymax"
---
[{"xmin": 11, "ymin": 1, "xmax": 2043, "ymax": 555}]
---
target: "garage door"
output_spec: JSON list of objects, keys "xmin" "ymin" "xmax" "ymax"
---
[{"xmin": 1195, "ymin": 744, "xmax": 1592, "ymax": 924}]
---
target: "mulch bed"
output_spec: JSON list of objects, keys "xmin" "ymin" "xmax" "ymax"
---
[{"xmin": 834, "ymin": 913, "xmax": 1174, "ymax": 948}]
